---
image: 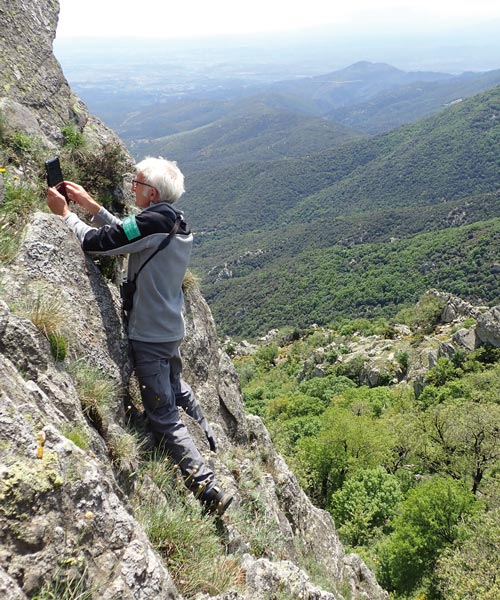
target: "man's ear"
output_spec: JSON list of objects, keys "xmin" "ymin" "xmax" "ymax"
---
[{"xmin": 149, "ymin": 187, "xmax": 159, "ymax": 203}]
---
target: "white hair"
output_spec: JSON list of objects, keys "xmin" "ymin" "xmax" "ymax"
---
[{"xmin": 135, "ymin": 157, "xmax": 185, "ymax": 203}]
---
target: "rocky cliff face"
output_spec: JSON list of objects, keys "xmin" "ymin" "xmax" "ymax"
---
[
  {"xmin": 0, "ymin": 0, "xmax": 123, "ymax": 150},
  {"xmin": 0, "ymin": 218, "xmax": 387, "ymax": 599},
  {"xmin": 0, "ymin": 2, "xmax": 387, "ymax": 599}
]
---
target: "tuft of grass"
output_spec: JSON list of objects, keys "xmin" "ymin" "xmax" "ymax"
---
[
  {"xmin": 135, "ymin": 455, "xmax": 241, "ymax": 597},
  {"xmin": 61, "ymin": 125, "xmax": 85, "ymax": 150},
  {"xmin": 0, "ymin": 177, "xmax": 42, "ymax": 262},
  {"xmin": 67, "ymin": 360, "xmax": 117, "ymax": 422},
  {"xmin": 107, "ymin": 428, "xmax": 141, "ymax": 471},
  {"xmin": 47, "ymin": 331, "xmax": 68, "ymax": 361},
  {"xmin": 182, "ymin": 270, "xmax": 200, "ymax": 293},
  {"xmin": 0, "ymin": 212, "xmax": 19, "ymax": 262},
  {"xmin": 12, "ymin": 284, "xmax": 69, "ymax": 360},
  {"xmin": 61, "ymin": 424, "xmax": 91, "ymax": 451},
  {"xmin": 32, "ymin": 568, "xmax": 92, "ymax": 600},
  {"xmin": 0, "ymin": 109, "xmax": 5, "ymax": 142}
]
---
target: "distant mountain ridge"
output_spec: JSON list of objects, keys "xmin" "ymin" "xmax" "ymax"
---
[
  {"xmin": 120, "ymin": 61, "xmax": 500, "ymax": 171},
  {"xmin": 329, "ymin": 68, "xmax": 500, "ymax": 133},
  {"xmin": 267, "ymin": 60, "xmax": 452, "ymax": 111}
]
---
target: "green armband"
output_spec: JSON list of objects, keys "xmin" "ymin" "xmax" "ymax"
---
[{"xmin": 122, "ymin": 215, "xmax": 141, "ymax": 241}]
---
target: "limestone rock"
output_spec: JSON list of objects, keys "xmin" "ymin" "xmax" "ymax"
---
[
  {"xmin": 0, "ymin": 350, "xmax": 178, "ymax": 599},
  {"xmin": 451, "ymin": 327, "xmax": 478, "ymax": 351},
  {"xmin": 242, "ymin": 554, "xmax": 338, "ymax": 600},
  {"xmin": 476, "ymin": 306, "xmax": 500, "ymax": 347},
  {"xmin": 0, "ymin": 0, "xmax": 129, "ymax": 156}
]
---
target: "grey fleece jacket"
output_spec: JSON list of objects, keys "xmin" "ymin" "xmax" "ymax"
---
[{"xmin": 64, "ymin": 202, "xmax": 193, "ymax": 342}]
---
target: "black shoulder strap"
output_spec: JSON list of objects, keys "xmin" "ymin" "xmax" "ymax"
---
[{"xmin": 131, "ymin": 215, "xmax": 182, "ymax": 283}]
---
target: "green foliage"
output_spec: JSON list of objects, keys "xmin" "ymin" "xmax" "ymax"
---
[
  {"xmin": 418, "ymin": 353, "xmax": 500, "ymax": 408},
  {"xmin": 234, "ymin": 323, "xmax": 500, "ymax": 599},
  {"xmin": 61, "ymin": 424, "xmax": 91, "ymax": 451},
  {"xmin": 61, "ymin": 125, "xmax": 85, "ymax": 149},
  {"xmin": 60, "ymin": 141, "xmax": 130, "ymax": 210},
  {"xmin": 415, "ymin": 400, "xmax": 500, "ymax": 494},
  {"xmin": 10, "ymin": 131, "xmax": 34, "ymax": 154},
  {"xmin": 377, "ymin": 476, "xmax": 476, "ymax": 596},
  {"xmin": 296, "ymin": 404, "xmax": 394, "ymax": 505},
  {"xmin": 0, "ymin": 176, "xmax": 43, "ymax": 262},
  {"xmin": 424, "ymin": 357, "xmax": 460, "ymax": 387},
  {"xmin": 254, "ymin": 344, "xmax": 279, "ymax": 368},
  {"xmin": 332, "ymin": 385, "xmax": 397, "ymax": 417},
  {"xmin": 47, "ymin": 331, "xmax": 68, "ymax": 361},
  {"xmin": 67, "ymin": 360, "xmax": 117, "ymax": 423},
  {"xmin": 12, "ymin": 284, "xmax": 69, "ymax": 360},
  {"xmin": 398, "ymin": 293, "xmax": 446, "ymax": 334},
  {"xmin": 0, "ymin": 109, "xmax": 5, "ymax": 142},
  {"xmin": 298, "ymin": 374, "xmax": 357, "ymax": 405},
  {"xmin": 0, "ymin": 127, "xmax": 45, "ymax": 166},
  {"xmin": 395, "ymin": 350, "xmax": 409, "ymax": 373},
  {"xmin": 335, "ymin": 317, "xmax": 391, "ymax": 337},
  {"xmin": 107, "ymin": 429, "xmax": 141, "ymax": 472},
  {"xmin": 436, "ymin": 486, "xmax": 500, "ymax": 600},
  {"xmin": 330, "ymin": 467, "xmax": 403, "ymax": 547}
]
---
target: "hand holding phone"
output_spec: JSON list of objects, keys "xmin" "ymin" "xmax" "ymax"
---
[{"xmin": 45, "ymin": 156, "xmax": 69, "ymax": 202}]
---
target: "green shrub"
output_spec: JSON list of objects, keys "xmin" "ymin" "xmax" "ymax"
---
[
  {"xmin": 254, "ymin": 344, "xmax": 279, "ymax": 368},
  {"xmin": 61, "ymin": 125, "xmax": 85, "ymax": 149},
  {"xmin": 63, "ymin": 142, "xmax": 130, "ymax": 210},
  {"xmin": 425, "ymin": 357, "xmax": 460, "ymax": 387},
  {"xmin": 10, "ymin": 131, "xmax": 34, "ymax": 153}
]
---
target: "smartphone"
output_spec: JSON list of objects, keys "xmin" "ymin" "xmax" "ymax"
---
[{"xmin": 45, "ymin": 156, "xmax": 68, "ymax": 201}]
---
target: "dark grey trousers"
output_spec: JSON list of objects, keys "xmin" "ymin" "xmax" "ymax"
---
[{"xmin": 130, "ymin": 339, "xmax": 216, "ymax": 493}]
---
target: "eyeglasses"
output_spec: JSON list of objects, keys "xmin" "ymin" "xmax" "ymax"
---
[{"xmin": 131, "ymin": 179, "xmax": 156, "ymax": 191}]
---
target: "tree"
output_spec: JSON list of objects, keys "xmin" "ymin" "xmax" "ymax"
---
[
  {"xmin": 330, "ymin": 467, "xmax": 403, "ymax": 547},
  {"xmin": 436, "ymin": 482, "xmax": 500, "ymax": 600},
  {"xmin": 377, "ymin": 476, "xmax": 476, "ymax": 596},
  {"xmin": 295, "ymin": 405, "xmax": 394, "ymax": 506},
  {"xmin": 417, "ymin": 401, "xmax": 500, "ymax": 494}
]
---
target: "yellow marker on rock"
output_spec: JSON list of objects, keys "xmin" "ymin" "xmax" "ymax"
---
[{"xmin": 37, "ymin": 431, "xmax": 46, "ymax": 459}]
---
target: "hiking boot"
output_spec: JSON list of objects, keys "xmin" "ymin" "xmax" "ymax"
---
[{"xmin": 200, "ymin": 485, "xmax": 233, "ymax": 517}]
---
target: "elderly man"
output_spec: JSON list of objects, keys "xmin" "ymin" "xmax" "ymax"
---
[{"xmin": 46, "ymin": 156, "xmax": 232, "ymax": 516}]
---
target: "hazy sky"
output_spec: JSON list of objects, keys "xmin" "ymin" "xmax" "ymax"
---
[{"xmin": 57, "ymin": 0, "xmax": 500, "ymax": 39}]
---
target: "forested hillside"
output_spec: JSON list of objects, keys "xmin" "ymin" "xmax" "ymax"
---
[
  {"xmin": 329, "ymin": 67, "xmax": 500, "ymax": 133},
  {"xmin": 232, "ymin": 291, "xmax": 500, "ymax": 599},
  {"xmin": 130, "ymin": 102, "xmax": 362, "ymax": 172},
  {"xmin": 180, "ymin": 85, "xmax": 500, "ymax": 337}
]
